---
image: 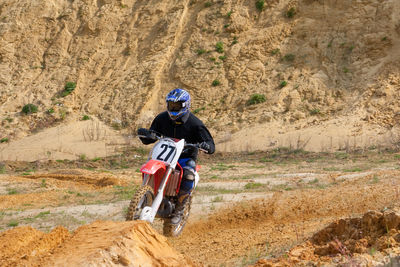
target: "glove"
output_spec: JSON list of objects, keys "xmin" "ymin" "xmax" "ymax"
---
[
  {"xmin": 137, "ymin": 128, "xmax": 156, "ymax": 139},
  {"xmin": 198, "ymin": 142, "xmax": 210, "ymax": 153},
  {"xmin": 137, "ymin": 128, "xmax": 150, "ymax": 137}
]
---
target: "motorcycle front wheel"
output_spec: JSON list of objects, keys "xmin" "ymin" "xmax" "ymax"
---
[
  {"xmin": 163, "ymin": 196, "xmax": 192, "ymax": 237},
  {"xmin": 126, "ymin": 185, "xmax": 154, "ymax": 221}
]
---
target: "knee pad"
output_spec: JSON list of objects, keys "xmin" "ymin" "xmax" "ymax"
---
[
  {"xmin": 180, "ymin": 178, "xmax": 194, "ymax": 192},
  {"xmin": 185, "ymin": 159, "xmax": 196, "ymax": 169},
  {"xmin": 183, "ymin": 168, "xmax": 195, "ymax": 181}
]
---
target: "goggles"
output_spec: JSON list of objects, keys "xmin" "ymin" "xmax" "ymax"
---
[{"xmin": 167, "ymin": 101, "xmax": 185, "ymax": 112}]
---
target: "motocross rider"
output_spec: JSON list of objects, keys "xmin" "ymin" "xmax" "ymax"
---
[{"xmin": 138, "ymin": 88, "xmax": 215, "ymax": 224}]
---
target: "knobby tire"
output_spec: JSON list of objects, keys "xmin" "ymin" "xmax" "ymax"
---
[{"xmin": 126, "ymin": 185, "xmax": 154, "ymax": 221}]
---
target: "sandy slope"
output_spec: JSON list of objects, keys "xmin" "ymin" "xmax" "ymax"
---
[
  {"xmin": 0, "ymin": 119, "xmax": 126, "ymax": 161},
  {"xmin": 1, "ymin": 0, "xmax": 400, "ymax": 159}
]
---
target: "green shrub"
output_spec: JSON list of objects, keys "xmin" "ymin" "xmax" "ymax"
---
[
  {"xmin": 197, "ymin": 49, "xmax": 206, "ymax": 55},
  {"xmin": 0, "ymin": 165, "xmax": 5, "ymax": 174},
  {"xmin": 227, "ymin": 10, "xmax": 232, "ymax": 17},
  {"xmin": 0, "ymin": 138, "xmax": 8, "ymax": 143},
  {"xmin": 231, "ymin": 36, "xmax": 238, "ymax": 45},
  {"xmin": 247, "ymin": 94, "xmax": 266, "ymax": 105},
  {"xmin": 283, "ymin": 54, "xmax": 295, "ymax": 62},
  {"xmin": 215, "ymin": 42, "xmax": 224, "ymax": 53},
  {"xmin": 219, "ymin": 55, "xmax": 226, "ymax": 61},
  {"xmin": 7, "ymin": 188, "xmax": 17, "ymax": 195},
  {"xmin": 204, "ymin": 1, "xmax": 212, "ymax": 7},
  {"xmin": 279, "ymin": 81, "xmax": 288, "ymax": 88},
  {"xmin": 256, "ymin": 0, "xmax": 265, "ymax": 11},
  {"xmin": 212, "ymin": 80, "xmax": 221, "ymax": 86},
  {"xmin": 270, "ymin": 48, "xmax": 280, "ymax": 55},
  {"xmin": 22, "ymin": 104, "xmax": 38, "ymax": 114},
  {"xmin": 245, "ymin": 182, "xmax": 263, "ymax": 189},
  {"xmin": 82, "ymin": 115, "xmax": 90, "ymax": 121},
  {"xmin": 286, "ymin": 7, "xmax": 296, "ymax": 18},
  {"xmin": 193, "ymin": 107, "xmax": 205, "ymax": 114},
  {"xmin": 61, "ymin": 82, "xmax": 76, "ymax": 97},
  {"xmin": 310, "ymin": 108, "xmax": 320, "ymax": 115},
  {"xmin": 47, "ymin": 108, "xmax": 55, "ymax": 114},
  {"xmin": 8, "ymin": 221, "xmax": 18, "ymax": 227},
  {"xmin": 224, "ymin": 24, "xmax": 230, "ymax": 28}
]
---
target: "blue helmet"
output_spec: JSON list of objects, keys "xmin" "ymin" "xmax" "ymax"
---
[{"xmin": 166, "ymin": 88, "xmax": 191, "ymax": 121}]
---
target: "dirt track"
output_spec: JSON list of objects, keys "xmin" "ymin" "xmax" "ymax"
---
[
  {"xmin": 1, "ymin": 151, "xmax": 400, "ymax": 266},
  {"xmin": 173, "ymin": 171, "xmax": 400, "ymax": 266}
]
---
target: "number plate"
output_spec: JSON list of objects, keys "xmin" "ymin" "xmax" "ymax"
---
[{"xmin": 151, "ymin": 140, "xmax": 177, "ymax": 164}]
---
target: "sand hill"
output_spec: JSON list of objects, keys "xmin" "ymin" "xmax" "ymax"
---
[{"xmin": 1, "ymin": 0, "xmax": 400, "ymax": 156}]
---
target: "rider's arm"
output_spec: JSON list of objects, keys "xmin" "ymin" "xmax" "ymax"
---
[
  {"xmin": 197, "ymin": 125, "xmax": 215, "ymax": 154},
  {"xmin": 138, "ymin": 114, "xmax": 162, "ymax": 145}
]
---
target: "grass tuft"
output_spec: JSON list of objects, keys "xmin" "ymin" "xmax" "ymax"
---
[
  {"xmin": 256, "ymin": 0, "xmax": 265, "ymax": 11},
  {"xmin": 247, "ymin": 94, "xmax": 266, "ymax": 105},
  {"xmin": 22, "ymin": 104, "xmax": 38, "ymax": 114},
  {"xmin": 212, "ymin": 80, "xmax": 221, "ymax": 86},
  {"xmin": 215, "ymin": 42, "xmax": 224, "ymax": 53},
  {"xmin": 61, "ymin": 82, "xmax": 76, "ymax": 97}
]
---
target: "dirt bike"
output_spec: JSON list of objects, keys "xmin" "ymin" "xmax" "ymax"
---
[{"xmin": 126, "ymin": 130, "xmax": 202, "ymax": 237}]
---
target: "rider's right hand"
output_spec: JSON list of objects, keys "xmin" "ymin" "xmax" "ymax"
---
[
  {"xmin": 138, "ymin": 128, "xmax": 157, "ymax": 141},
  {"xmin": 137, "ymin": 128, "xmax": 149, "ymax": 137}
]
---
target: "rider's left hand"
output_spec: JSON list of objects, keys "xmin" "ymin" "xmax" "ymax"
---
[{"xmin": 199, "ymin": 142, "xmax": 211, "ymax": 153}]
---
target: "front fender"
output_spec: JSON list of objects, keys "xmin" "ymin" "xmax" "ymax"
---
[{"xmin": 140, "ymin": 160, "xmax": 167, "ymax": 174}]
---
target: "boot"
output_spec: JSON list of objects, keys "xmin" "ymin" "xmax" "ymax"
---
[{"xmin": 171, "ymin": 192, "xmax": 190, "ymax": 224}]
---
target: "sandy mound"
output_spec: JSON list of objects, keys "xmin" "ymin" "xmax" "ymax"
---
[
  {"xmin": 0, "ymin": 226, "xmax": 70, "ymax": 267},
  {"xmin": 252, "ymin": 209, "xmax": 400, "ymax": 266},
  {"xmin": 25, "ymin": 170, "xmax": 127, "ymax": 187},
  {"xmin": 0, "ymin": 221, "xmax": 193, "ymax": 267}
]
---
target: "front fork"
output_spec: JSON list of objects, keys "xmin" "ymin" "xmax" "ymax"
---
[{"xmin": 140, "ymin": 166, "xmax": 173, "ymax": 223}]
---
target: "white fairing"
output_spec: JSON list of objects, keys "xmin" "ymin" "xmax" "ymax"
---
[
  {"xmin": 194, "ymin": 172, "xmax": 200, "ymax": 188},
  {"xmin": 150, "ymin": 138, "xmax": 184, "ymax": 168},
  {"xmin": 140, "ymin": 138, "xmax": 185, "ymax": 223}
]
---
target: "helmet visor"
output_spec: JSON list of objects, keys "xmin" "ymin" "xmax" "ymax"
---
[{"xmin": 167, "ymin": 101, "xmax": 184, "ymax": 112}]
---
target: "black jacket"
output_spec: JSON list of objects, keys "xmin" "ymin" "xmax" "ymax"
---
[{"xmin": 140, "ymin": 111, "xmax": 215, "ymax": 159}]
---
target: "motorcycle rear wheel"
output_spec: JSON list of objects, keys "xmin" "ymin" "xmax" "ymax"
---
[
  {"xmin": 126, "ymin": 185, "xmax": 154, "ymax": 221},
  {"xmin": 163, "ymin": 196, "xmax": 192, "ymax": 237}
]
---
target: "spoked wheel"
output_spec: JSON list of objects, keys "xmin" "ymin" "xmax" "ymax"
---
[
  {"xmin": 163, "ymin": 196, "xmax": 192, "ymax": 237},
  {"xmin": 126, "ymin": 185, "xmax": 154, "ymax": 221}
]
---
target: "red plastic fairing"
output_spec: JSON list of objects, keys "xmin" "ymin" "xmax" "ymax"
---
[
  {"xmin": 195, "ymin": 165, "xmax": 201, "ymax": 172},
  {"xmin": 140, "ymin": 160, "xmax": 167, "ymax": 174},
  {"xmin": 175, "ymin": 163, "xmax": 183, "ymax": 194}
]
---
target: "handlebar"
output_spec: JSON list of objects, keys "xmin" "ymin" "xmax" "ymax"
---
[
  {"xmin": 137, "ymin": 128, "xmax": 207, "ymax": 152},
  {"xmin": 184, "ymin": 143, "xmax": 207, "ymax": 153}
]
